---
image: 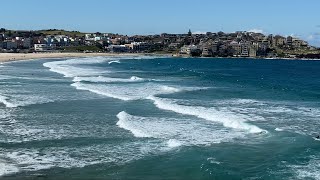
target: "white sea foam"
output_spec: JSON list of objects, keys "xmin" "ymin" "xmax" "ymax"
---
[
  {"xmin": 130, "ymin": 76, "xmax": 144, "ymax": 81},
  {"xmin": 228, "ymin": 99, "xmax": 262, "ymax": 105},
  {"xmin": 0, "ymin": 94, "xmax": 53, "ymax": 108},
  {"xmin": 0, "ymin": 141, "xmax": 166, "ymax": 177},
  {"xmin": 116, "ymin": 112, "xmax": 152, "ymax": 138},
  {"xmin": 0, "ymin": 75, "xmax": 10, "ymax": 80},
  {"xmin": 0, "ymin": 161, "xmax": 19, "ymax": 176},
  {"xmin": 1, "ymin": 118, "xmax": 94, "ymax": 143},
  {"xmin": 289, "ymin": 158, "xmax": 320, "ymax": 180},
  {"xmin": 43, "ymin": 62, "xmax": 105, "ymax": 78},
  {"xmin": 45, "ymin": 57, "xmax": 108, "ymax": 66},
  {"xmin": 43, "ymin": 56, "xmax": 163, "ymax": 78},
  {"xmin": 261, "ymin": 105, "xmax": 320, "ymax": 137},
  {"xmin": 205, "ymin": 98, "xmax": 320, "ymax": 137},
  {"xmin": 313, "ymin": 138, "xmax": 320, "ymax": 142},
  {"xmin": 5, "ymin": 149, "xmax": 87, "ymax": 172},
  {"xmin": 72, "ymin": 82, "xmax": 131, "ymax": 101},
  {"xmin": 44, "ymin": 56, "xmax": 156, "ymax": 68},
  {"xmin": 116, "ymin": 111, "xmax": 244, "ymax": 147},
  {"xmin": 43, "ymin": 56, "xmax": 123, "ymax": 78},
  {"xmin": 0, "ymin": 75, "xmax": 63, "ymax": 82},
  {"xmin": 108, "ymin": 60, "xmax": 121, "ymax": 64},
  {"xmin": 0, "ymin": 95, "xmax": 17, "ymax": 108},
  {"xmin": 147, "ymin": 96, "xmax": 266, "ymax": 134},
  {"xmin": 127, "ymin": 56, "xmax": 164, "ymax": 60},
  {"xmin": 207, "ymin": 157, "xmax": 221, "ymax": 165},
  {"xmin": 44, "ymin": 56, "xmax": 186, "ymax": 102},
  {"xmin": 73, "ymin": 76, "xmax": 146, "ymax": 83},
  {"xmin": 167, "ymin": 139, "xmax": 182, "ymax": 148},
  {"xmin": 71, "ymin": 82, "xmax": 181, "ymax": 101}
]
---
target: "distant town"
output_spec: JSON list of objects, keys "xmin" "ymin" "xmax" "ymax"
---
[{"xmin": 1, "ymin": 28, "xmax": 320, "ymax": 59}]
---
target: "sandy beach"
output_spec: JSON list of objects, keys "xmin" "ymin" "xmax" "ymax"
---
[{"xmin": 0, "ymin": 53, "xmax": 147, "ymax": 63}]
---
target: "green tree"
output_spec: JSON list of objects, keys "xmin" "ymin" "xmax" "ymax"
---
[
  {"xmin": 8, "ymin": 30, "xmax": 12, "ymax": 37},
  {"xmin": 188, "ymin": 29, "xmax": 192, "ymax": 36}
]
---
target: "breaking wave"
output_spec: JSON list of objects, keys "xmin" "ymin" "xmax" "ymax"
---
[
  {"xmin": 0, "ymin": 95, "xmax": 17, "ymax": 108},
  {"xmin": 0, "ymin": 94, "xmax": 53, "ymax": 108},
  {"xmin": 116, "ymin": 111, "xmax": 245, "ymax": 147},
  {"xmin": 71, "ymin": 82, "xmax": 181, "ymax": 101},
  {"xmin": 147, "ymin": 96, "xmax": 266, "ymax": 134}
]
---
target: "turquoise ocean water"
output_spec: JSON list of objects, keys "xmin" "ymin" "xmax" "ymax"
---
[{"xmin": 0, "ymin": 56, "xmax": 319, "ymax": 179}]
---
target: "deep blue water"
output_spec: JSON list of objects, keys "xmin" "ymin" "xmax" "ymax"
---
[{"xmin": 0, "ymin": 56, "xmax": 319, "ymax": 179}]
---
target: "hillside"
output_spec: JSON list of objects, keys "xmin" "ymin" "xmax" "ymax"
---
[{"xmin": 36, "ymin": 29, "xmax": 86, "ymax": 37}]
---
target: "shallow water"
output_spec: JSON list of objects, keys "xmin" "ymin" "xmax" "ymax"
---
[{"xmin": 0, "ymin": 56, "xmax": 319, "ymax": 179}]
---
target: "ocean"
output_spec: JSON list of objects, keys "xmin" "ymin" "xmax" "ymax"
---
[{"xmin": 0, "ymin": 56, "xmax": 319, "ymax": 179}]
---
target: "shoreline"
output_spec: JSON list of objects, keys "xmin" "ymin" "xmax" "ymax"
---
[
  {"xmin": 1, "ymin": 53, "xmax": 320, "ymax": 63},
  {"xmin": 173, "ymin": 54, "xmax": 320, "ymax": 61},
  {"xmin": 0, "ymin": 52, "xmax": 169, "ymax": 63}
]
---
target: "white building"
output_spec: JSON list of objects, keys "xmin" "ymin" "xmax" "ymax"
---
[
  {"xmin": 240, "ymin": 41, "xmax": 250, "ymax": 57},
  {"xmin": 85, "ymin": 34, "xmax": 95, "ymax": 41},
  {"xmin": 230, "ymin": 41, "xmax": 241, "ymax": 56},
  {"xmin": 34, "ymin": 44, "xmax": 56, "ymax": 51},
  {"xmin": 85, "ymin": 33, "xmax": 109, "ymax": 42},
  {"xmin": 180, "ymin": 45, "xmax": 190, "ymax": 54},
  {"xmin": 201, "ymin": 46, "xmax": 211, "ymax": 57},
  {"xmin": 180, "ymin": 45, "xmax": 199, "ymax": 55}
]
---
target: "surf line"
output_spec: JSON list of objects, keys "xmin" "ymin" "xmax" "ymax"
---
[{"xmin": 147, "ymin": 96, "xmax": 267, "ymax": 134}]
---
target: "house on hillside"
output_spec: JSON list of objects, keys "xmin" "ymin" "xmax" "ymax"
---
[
  {"xmin": 34, "ymin": 44, "xmax": 56, "ymax": 51},
  {"xmin": 3, "ymin": 40, "xmax": 17, "ymax": 50}
]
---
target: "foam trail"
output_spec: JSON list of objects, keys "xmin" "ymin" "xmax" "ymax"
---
[
  {"xmin": 148, "ymin": 96, "xmax": 266, "ymax": 134},
  {"xmin": 43, "ymin": 56, "xmax": 162, "ymax": 78},
  {"xmin": 0, "ymin": 75, "xmax": 9, "ymax": 80},
  {"xmin": 73, "ymin": 76, "xmax": 146, "ymax": 83},
  {"xmin": 0, "ymin": 94, "xmax": 53, "ymax": 108},
  {"xmin": 116, "ymin": 111, "xmax": 152, "ymax": 138},
  {"xmin": 0, "ymin": 140, "xmax": 167, "ymax": 177},
  {"xmin": 71, "ymin": 82, "xmax": 181, "ymax": 101},
  {"xmin": 275, "ymin": 128, "xmax": 284, "ymax": 132},
  {"xmin": 290, "ymin": 158, "xmax": 320, "ymax": 180},
  {"xmin": 116, "ymin": 111, "xmax": 244, "ymax": 147},
  {"xmin": 167, "ymin": 139, "xmax": 182, "ymax": 148},
  {"xmin": 72, "ymin": 82, "xmax": 132, "ymax": 101},
  {"xmin": 0, "ymin": 95, "xmax": 17, "ymax": 108},
  {"xmin": 43, "ymin": 63, "xmax": 105, "ymax": 78},
  {"xmin": 0, "ymin": 75, "xmax": 62, "ymax": 82},
  {"xmin": 43, "ymin": 57, "xmax": 110, "ymax": 77},
  {"xmin": 43, "ymin": 56, "xmax": 160, "ymax": 78},
  {"xmin": 45, "ymin": 57, "xmax": 108, "ymax": 66},
  {"xmin": 129, "ymin": 55, "xmax": 159, "ymax": 59},
  {"xmin": 108, "ymin": 60, "xmax": 121, "ymax": 64},
  {"xmin": 0, "ymin": 161, "xmax": 19, "ymax": 176}
]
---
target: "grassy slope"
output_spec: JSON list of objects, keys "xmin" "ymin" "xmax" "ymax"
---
[{"xmin": 37, "ymin": 30, "xmax": 86, "ymax": 37}]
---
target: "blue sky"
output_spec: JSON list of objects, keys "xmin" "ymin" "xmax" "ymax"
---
[{"xmin": 1, "ymin": 0, "xmax": 320, "ymax": 46}]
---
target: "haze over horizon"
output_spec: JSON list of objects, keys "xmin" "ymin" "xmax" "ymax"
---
[{"xmin": 1, "ymin": 0, "xmax": 320, "ymax": 46}]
